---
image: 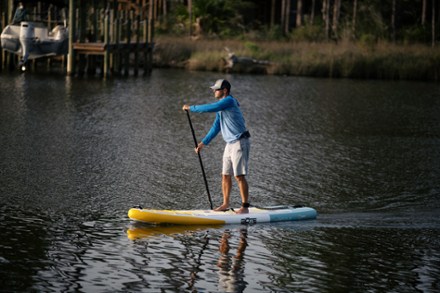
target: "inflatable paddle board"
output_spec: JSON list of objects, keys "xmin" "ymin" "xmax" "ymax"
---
[{"xmin": 128, "ymin": 205, "xmax": 317, "ymax": 225}]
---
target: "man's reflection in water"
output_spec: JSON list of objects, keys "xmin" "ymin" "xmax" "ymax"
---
[{"xmin": 217, "ymin": 228, "xmax": 248, "ymax": 292}]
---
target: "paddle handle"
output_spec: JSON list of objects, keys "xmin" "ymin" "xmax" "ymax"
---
[{"xmin": 185, "ymin": 110, "xmax": 213, "ymax": 210}]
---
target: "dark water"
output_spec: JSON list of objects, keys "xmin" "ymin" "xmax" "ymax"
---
[{"xmin": 1, "ymin": 69, "xmax": 439, "ymax": 292}]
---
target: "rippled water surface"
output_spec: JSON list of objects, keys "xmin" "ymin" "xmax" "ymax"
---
[{"xmin": 1, "ymin": 70, "xmax": 440, "ymax": 292}]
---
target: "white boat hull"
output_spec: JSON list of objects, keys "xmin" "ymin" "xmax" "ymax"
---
[{"xmin": 1, "ymin": 22, "xmax": 68, "ymax": 64}]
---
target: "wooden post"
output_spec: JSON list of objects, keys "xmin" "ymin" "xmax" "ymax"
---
[
  {"xmin": 143, "ymin": 15, "xmax": 148, "ymax": 75},
  {"xmin": 37, "ymin": 1, "xmax": 42, "ymax": 22},
  {"xmin": 7, "ymin": 0, "xmax": 13, "ymax": 24},
  {"xmin": 432, "ymin": 0, "xmax": 436, "ymax": 47},
  {"xmin": 124, "ymin": 11, "xmax": 132, "ymax": 76},
  {"xmin": 146, "ymin": 0, "xmax": 154, "ymax": 75},
  {"xmin": 5, "ymin": 0, "xmax": 13, "ymax": 70},
  {"xmin": 109, "ymin": 8, "xmax": 114, "ymax": 73},
  {"xmin": 78, "ymin": 1, "xmax": 87, "ymax": 76},
  {"xmin": 104, "ymin": 9, "xmax": 110, "ymax": 78},
  {"xmin": 47, "ymin": 4, "xmax": 52, "ymax": 32},
  {"xmin": 134, "ymin": 13, "xmax": 140, "ymax": 76},
  {"xmin": 115, "ymin": 4, "xmax": 121, "ymax": 75},
  {"xmin": 67, "ymin": 0, "xmax": 76, "ymax": 75},
  {"xmin": 0, "ymin": 11, "xmax": 4, "ymax": 71},
  {"xmin": 93, "ymin": 0, "xmax": 99, "ymax": 39}
]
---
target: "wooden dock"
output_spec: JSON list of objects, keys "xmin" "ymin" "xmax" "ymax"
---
[
  {"xmin": 72, "ymin": 41, "xmax": 154, "ymax": 77},
  {"xmin": 0, "ymin": 0, "xmax": 155, "ymax": 77},
  {"xmin": 68, "ymin": 0, "xmax": 155, "ymax": 78}
]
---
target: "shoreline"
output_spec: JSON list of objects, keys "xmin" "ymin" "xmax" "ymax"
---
[{"xmin": 153, "ymin": 36, "xmax": 440, "ymax": 81}]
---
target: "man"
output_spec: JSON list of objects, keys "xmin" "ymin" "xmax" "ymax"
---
[{"xmin": 182, "ymin": 79, "xmax": 251, "ymax": 214}]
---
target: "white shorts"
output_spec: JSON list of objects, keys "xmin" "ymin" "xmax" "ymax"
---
[{"xmin": 222, "ymin": 138, "xmax": 250, "ymax": 176}]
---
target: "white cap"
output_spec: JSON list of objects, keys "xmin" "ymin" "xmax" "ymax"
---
[{"xmin": 210, "ymin": 79, "xmax": 231, "ymax": 91}]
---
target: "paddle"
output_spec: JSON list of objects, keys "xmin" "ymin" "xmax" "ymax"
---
[{"xmin": 185, "ymin": 110, "xmax": 214, "ymax": 210}]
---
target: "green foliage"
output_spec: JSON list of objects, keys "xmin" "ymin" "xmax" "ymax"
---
[
  {"xmin": 291, "ymin": 25, "xmax": 325, "ymax": 42},
  {"xmin": 258, "ymin": 25, "xmax": 285, "ymax": 41},
  {"xmin": 355, "ymin": 2, "xmax": 388, "ymax": 40},
  {"xmin": 160, "ymin": 0, "xmax": 437, "ymax": 45},
  {"xmin": 192, "ymin": 0, "xmax": 256, "ymax": 37},
  {"xmin": 155, "ymin": 36, "xmax": 440, "ymax": 81},
  {"xmin": 402, "ymin": 25, "xmax": 430, "ymax": 44},
  {"xmin": 358, "ymin": 34, "xmax": 377, "ymax": 49},
  {"xmin": 244, "ymin": 42, "xmax": 260, "ymax": 54}
]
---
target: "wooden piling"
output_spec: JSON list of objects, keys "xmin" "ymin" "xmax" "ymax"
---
[
  {"xmin": 134, "ymin": 13, "xmax": 140, "ymax": 76},
  {"xmin": 124, "ymin": 12, "xmax": 132, "ymax": 77},
  {"xmin": 103, "ymin": 10, "xmax": 110, "ymax": 78},
  {"xmin": 114, "ymin": 5, "xmax": 121, "ymax": 75},
  {"xmin": 1, "ymin": 0, "xmax": 154, "ymax": 76},
  {"xmin": 0, "ymin": 11, "xmax": 4, "ymax": 72},
  {"xmin": 67, "ymin": 0, "xmax": 75, "ymax": 75}
]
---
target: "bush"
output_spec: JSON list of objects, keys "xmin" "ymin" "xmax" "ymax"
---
[{"xmin": 291, "ymin": 25, "xmax": 324, "ymax": 42}]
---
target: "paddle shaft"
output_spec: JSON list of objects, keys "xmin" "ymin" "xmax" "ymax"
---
[{"xmin": 185, "ymin": 110, "xmax": 213, "ymax": 210}]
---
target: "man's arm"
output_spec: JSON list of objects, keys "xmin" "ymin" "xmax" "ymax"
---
[
  {"xmin": 189, "ymin": 97, "xmax": 234, "ymax": 113},
  {"xmin": 202, "ymin": 113, "xmax": 221, "ymax": 145}
]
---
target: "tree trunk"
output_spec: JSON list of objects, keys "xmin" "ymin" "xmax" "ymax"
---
[
  {"xmin": 352, "ymin": 0, "xmax": 357, "ymax": 38},
  {"xmin": 164, "ymin": 0, "xmax": 167, "ymax": 18},
  {"xmin": 322, "ymin": 0, "xmax": 330, "ymax": 40},
  {"xmin": 422, "ymin": 0, "xmax": 427, "ymax": 25},
  {"xmin": 296, "ymin": 0, "xmax": 303, "ymax": 27},
  {"xmin": 284, "ymin": 0, "xmax": 291, "ymax": 34},
  {"xmin": 432, "ymin": 0, "xmax": 436, "ymax": 47},
  {"xmin": 310, "ymin": 0, "xmax": 315, "ymax": 25},
  {"xmin": 188, "ymin": 0, "xmax": 192, "ymax": 36},
  {"xmin": 271, "ymin": 0, "xmax": 276, "ymax": 28},
  {"xmin": 332, "ymin": 0, "xmax": 341, "ymax": 39},
  {"xmin": 281, "ymin": 0, "xmax": 286, "ymax": 32},
  {"xmin": 391, "ymin": 0, "xmax": 396, "ymax": 42}
]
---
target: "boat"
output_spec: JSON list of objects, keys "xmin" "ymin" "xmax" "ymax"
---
[
  {"xmin": 128, "ymin": 205, "xmax": 317, "ymax": 225},
  {"xmin": 1, "ymin": 21, "xmax": 68, "ymax": 71}
]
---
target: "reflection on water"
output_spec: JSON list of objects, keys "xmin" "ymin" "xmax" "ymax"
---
[
  {"xmin": 127, "ymin": 224, "xmax": 250, "ymax": 292},
  {"xmin": 217, "ymin": 228, "xmax": 248, "ymax": 293},
  {"xmin": 126, "ymin": 224, "xmax": 219, "ymax": 240},
  {"xmin": 1, "ymin": 70, "xmax": 440, "ymax": 292}
]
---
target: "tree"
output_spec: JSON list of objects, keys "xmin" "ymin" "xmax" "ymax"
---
[
  {"xmin": 284, "ymin": 0, "xmax": 291, "ymax": 34},
  {"xmin": 422, "ymin": 0, "xmax": 427, "ymax": 25},
  {"xmin": 322, "ymin": 0, "xmax": 330, "ymax": 40},
  {"xmin": 271, "ymin": 0, "xmax": 276, "ymax": 28},
  {"xmin": 296, "ymin": 0, "xmax": 303, "ymax": 27},
  {"xmin": 391, "ymin": 0, "xmax": 396, "ymax": 42},
  {"xmin": 332, "ymin": 0, "xmax": 341, "ymax": 39},
  {"xmin": 352, "ymin": 0, "xmax": 358, "ymax": 38},
  {"xmin": 280, "ymin": 0, "xmax": 291, "ymax": 35},
  {"xmin": 310, "ymin": 0, "xmax": 316, "ymax": 25},
  {"xmin": 432, "ymin": 0, "xmax": 436, "ymax": 47}
]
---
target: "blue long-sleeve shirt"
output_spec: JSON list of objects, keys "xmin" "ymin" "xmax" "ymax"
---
[{"xmin": 190, "ymin": 95, "xmax": 247, "ymax": 145}]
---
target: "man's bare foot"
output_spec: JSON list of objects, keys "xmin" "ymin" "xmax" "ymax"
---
[
  {"xmin": 214, "ymin": 204, "xmax": 230, "ymax": 211},
  {"xmin": 235, "ymin": 207, "xmax": 249, "ymax": 214}
]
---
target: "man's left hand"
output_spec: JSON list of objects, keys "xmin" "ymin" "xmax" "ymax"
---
[{"xmin": 195, "ymin": 142, "xmax": 204, "ymax": 153}]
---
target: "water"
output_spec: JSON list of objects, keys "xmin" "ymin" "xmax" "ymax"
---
[{"xmin": 1, "ymin": 69, "xmax": 439, "ymax": 292}]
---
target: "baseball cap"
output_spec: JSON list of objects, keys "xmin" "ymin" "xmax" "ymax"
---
[{"xmin": 210, "ymin": 79, "xmax": 231, "ymax": 91}]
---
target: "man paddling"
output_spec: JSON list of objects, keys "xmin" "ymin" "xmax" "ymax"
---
[{"xmin": 183, "ymin": 79, "xmax": 251, "ymax": 214}]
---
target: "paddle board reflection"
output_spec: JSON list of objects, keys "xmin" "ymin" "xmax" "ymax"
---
[
  {"xmin": 126, "ymin": 223, "xmax": 215, "ymax": 240},
  {"xmin": 126, "ymin": 224, "xmax": 249, "ymax": 292}
]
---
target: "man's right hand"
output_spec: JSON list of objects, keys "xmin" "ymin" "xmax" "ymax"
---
[{"xmin": 182, "ymin": 104, "xmax": 190, "ymax": 111}]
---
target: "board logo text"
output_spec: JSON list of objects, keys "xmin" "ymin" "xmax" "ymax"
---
[{"xmin": 241, "ymin": 217, "xmax": 257, "ymax": 225}]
